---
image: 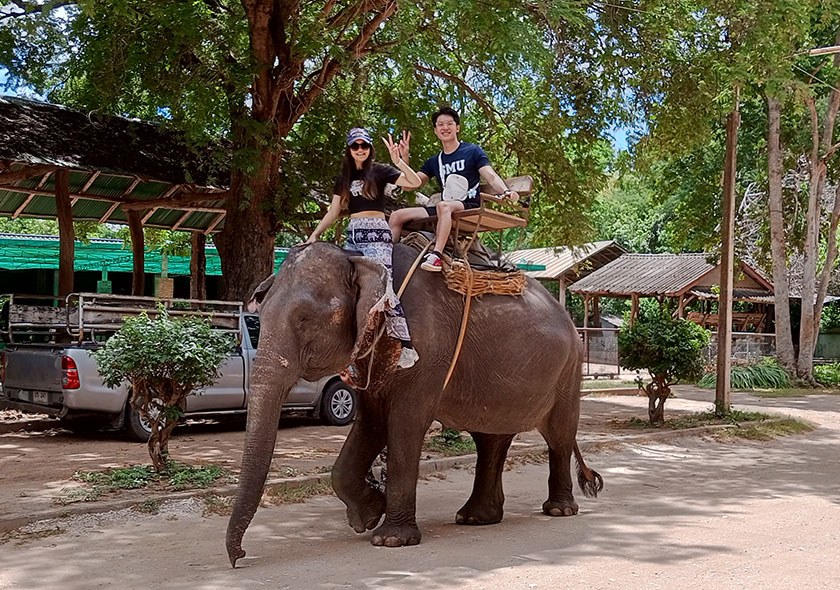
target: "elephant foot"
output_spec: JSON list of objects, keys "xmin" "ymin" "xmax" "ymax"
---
[
  {"xmin": 542, "ymin": 498, "xmax": 579, "ymax": 517},
  {"xmin": 370, "ymin": 520, "xmax": 422, "ymax": 547},
  {"xmin": 455, "ymin": 501, "xmax": 504, "ymax": 525},
  {"xmin": 346, "ymin": 489, "xmax": 386, "ymax": 534}
]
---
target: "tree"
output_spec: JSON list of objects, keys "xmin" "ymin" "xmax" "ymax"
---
[
  {"xmin": 618, "ymin": 309, "xmax": 710, "ymax": 425},
  {"xmin": 1, "ymin": 1, "xmax": 616, "ymax": 302},
  {"xmin": 93, "ymin": 308, "xmax": 234, "ymax": 471}
]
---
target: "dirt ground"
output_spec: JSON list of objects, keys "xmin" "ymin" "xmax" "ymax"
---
[
  {"xmin": 0, "ymin": 392, "xmax": 667, "ymax": 520},
  {"xmin": 1, "ymin": 388, "xmax": 838, "ymax": 590}
]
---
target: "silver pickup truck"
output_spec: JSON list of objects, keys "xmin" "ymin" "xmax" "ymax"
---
[{"xmin": 0, "ymin": 293, "xmax": 356, "ymax": 441}]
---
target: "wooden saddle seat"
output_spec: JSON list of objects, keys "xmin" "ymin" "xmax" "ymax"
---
[{"xmin": 451, "ymin": 175, "xmax": 533, "ymax": 235}]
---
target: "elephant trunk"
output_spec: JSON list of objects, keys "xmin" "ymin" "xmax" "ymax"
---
[{"xmin": 226, "ymin": 352, "xmax": 298, "ymax": 567}]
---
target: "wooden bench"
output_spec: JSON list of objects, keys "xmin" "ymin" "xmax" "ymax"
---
[{"xmin": 403, "ymin": 175, "xmax": 533, "ymax": 257}]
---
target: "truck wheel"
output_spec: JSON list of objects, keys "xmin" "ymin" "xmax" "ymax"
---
[
  {"xmin": 320, "ymin": 381, "xmax": 356, "ymax": 426},
  {"xmin": 125, "ymin": 404, "xmax": 152, "ymax": 442}
]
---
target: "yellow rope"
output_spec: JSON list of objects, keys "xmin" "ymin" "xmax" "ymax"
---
[{"xmin": 443, "ymin": 256, "xmax": 474, "ymax": 390}]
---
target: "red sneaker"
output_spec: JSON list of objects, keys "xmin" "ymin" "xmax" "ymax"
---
[{"xmin": 421, "ymin": 251, "xmax": 443, "ymax": 272}]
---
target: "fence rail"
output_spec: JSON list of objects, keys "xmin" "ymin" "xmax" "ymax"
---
[{"xmin": 578, "ymin": 328, "xmax": 778, "ymax": 377}]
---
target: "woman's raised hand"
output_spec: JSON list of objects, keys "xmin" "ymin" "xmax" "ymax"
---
[{"xmin": 382, "ymin": 133, "xmax": 402, "ymax": 165}]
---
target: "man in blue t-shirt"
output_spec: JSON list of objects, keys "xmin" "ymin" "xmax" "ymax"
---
[{"xmin": 389, "ymin": 106, "xmax": 519, "ymax": 272}]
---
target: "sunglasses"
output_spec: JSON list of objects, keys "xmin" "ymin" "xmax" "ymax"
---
[{"xmin": 350, "ymin": 142, "xmax": 371, "ymax": 151}]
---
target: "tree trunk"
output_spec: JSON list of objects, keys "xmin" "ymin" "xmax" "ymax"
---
[
  {"xmin": 214, "ymin": 150, "xmax": 278, "ymax": 304},
  {"xmin": 54, "ymin": 169, "xmax": 75, "ymax": 299},
  {"xmin": 797, "ymin": 98, "xmax": 825, "ymax": 381},
  {"xmin": 716, "ymin": 99, "xmax": 740, "ymax": 416},
  {"xmin": 647, "ymin": 378, "xmax": 668, "ymax": 425},
  {"xmin": 766, "ymin": 96, "xmax": 796, "ymax": 371},
  {"xmin": 126, "ymin": 209, "xmax": 145, "ymax": 296},
  {"xmin": 190, "ymin": 232, "xmax": 207, "ymax": 300}
]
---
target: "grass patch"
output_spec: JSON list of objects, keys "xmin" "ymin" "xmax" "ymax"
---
[
  {"xmin": 1, "ymin": 527, "xmax": 64, "ymax": 546},
  {"xmin": 751, "ymin": 387, "xmax": 840, "ymax": 398},
  {"xmin": 133, "ymin": 499, "xmax": 161, "ymax": 514},
  {"xmin": 263, "ymin": 478, "xmax": 334, "ymax": 505},
  {"xmin": 621, "ymin": 409, "xmax": 776, "ymax": 430},
  {"xmin": 712, "ymin": 418, "xmax": 816, "ymax": 441},
  {"xmin": 424, "ymin": 430, "xmax": 477, "ymax": 457},
  {"xmin": 699, "ymin": 359, "xmax": 790, "ymax": 390},
  {"xmin": 201, "ymin": 494, "xmax": 234, "ymax": 516},
  {"xmin": 54, "ymin": 461, "xmax": 232, "ymax": 505}
]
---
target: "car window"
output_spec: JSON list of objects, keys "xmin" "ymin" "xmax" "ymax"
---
[{"xmin": 243, "ymin": 315, "xmax": 260, "ymax": 349}]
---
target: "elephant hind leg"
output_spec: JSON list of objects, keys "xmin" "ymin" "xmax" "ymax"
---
[
  {"xmin": 538, "ymin": 392, "xmax": 582, "ymax": 516},
  {"xmin": 455, "ymin": 433, "xmax": 514, "ymax": 525}
]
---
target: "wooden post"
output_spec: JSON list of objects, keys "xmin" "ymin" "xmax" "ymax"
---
[
  {"xmin": 190, "ymin": 232, "xmax": 207, "ymax": 300},
  {"xmin": 592, "ymin": 295, "xmax": 601, "ymax": 328},
  {"xmin": 716, "ymin": 92, "xmax": 741, "ymax": 416},
  {"xmin": 558, "ymin": 276, "xmax": 566, "ymax": 307},
  {"xmin": 126, "ymin": 209, "xmax": 145, "ymax": 296},
  {"xmin": 630, "ymin": 294, "xmax": 639, "ymax": 325},
  {"xmin": 583, "ymin": 296, "xmax": 590, "ymax": 328},
  {"xmin": 54, "ymin": 169, "xmax": 75, "ymax": 300},
  {"xmin": 677, "ymin": 293, "xmax": 685, "ymax": 318}
]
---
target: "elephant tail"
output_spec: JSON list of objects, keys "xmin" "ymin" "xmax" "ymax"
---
[{"xmin": 573, "ymin": 441, "xmax": 604, "ymax": 498}]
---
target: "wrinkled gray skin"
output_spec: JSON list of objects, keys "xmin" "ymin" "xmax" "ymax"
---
[{"xmin": 226, "ymin": 242, "xmax": 597, "ymax": 567}]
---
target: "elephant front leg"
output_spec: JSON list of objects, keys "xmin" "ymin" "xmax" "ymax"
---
[
  {"xmin": 332, "ymin": 408, "xmax": 387, "ymax": 533},
  {"xmin": 369, "ymin": 415, "xmax": 430, "ymax": 547},
  {"xmin": 456, "ymin": 433, "xmax": 514, "ymax": 525}
]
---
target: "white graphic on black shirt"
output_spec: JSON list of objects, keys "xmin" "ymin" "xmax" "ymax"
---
[{"xmin": 350, "ymin": 179, "xmax": 364, "ymax": 197}]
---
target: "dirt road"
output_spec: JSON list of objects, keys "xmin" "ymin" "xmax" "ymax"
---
[{"xmin": 1, "ymin": 390, "xmax": 839, "ymax": 589}]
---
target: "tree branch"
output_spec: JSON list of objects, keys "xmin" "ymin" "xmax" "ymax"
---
[{"xmin": 414, "ymin": 64, "xmax": 501, "ymax": 124}]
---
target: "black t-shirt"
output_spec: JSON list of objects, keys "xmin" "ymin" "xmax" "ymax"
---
[
  {"xmin": 333, "ymin": 163, "xmax": 401, "ymax": 214},
  {"xmin": 419, "ymin": 142, "xmax": 491, "ymax": 194}
]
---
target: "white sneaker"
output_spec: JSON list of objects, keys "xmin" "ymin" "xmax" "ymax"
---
[{"xmin": 397, "ymin": 346, "xmax": 419, "ymax": 369}]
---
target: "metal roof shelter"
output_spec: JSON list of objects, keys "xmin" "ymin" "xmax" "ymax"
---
[
  {"xmin": 0, "ymin": 97, "xmax": 232, "ymax": 298},
  {"xmin": 0, "ymin": 96, "xmax": 229, "ymax": 233},
  {"xmin": 568, "ymin": 253, "xmax": 775, "ymax": 328},
  {"xmin": 0, "ymin": 233, "xmax": 287, "ymax": 276},
  {"xmin": 505, "ymin": 240, "xmax": 626, "ymax": 306}
]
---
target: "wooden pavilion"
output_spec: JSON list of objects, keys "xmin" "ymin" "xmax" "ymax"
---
[
  {"xmin": 0, "ymin": 97, "xmax": 230, "ymax": 299},
  {"xmin": 568, "ymin": 253, "xmax": 775, "ymax": 330},
  {"xmin": 505, "ymin": 240, "xmax": 626, "ymax": 307}
]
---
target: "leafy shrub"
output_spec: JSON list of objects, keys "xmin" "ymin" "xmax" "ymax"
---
[
  {"xmin": 618, "ymin": 308, "xmax": 710, "ymax": 424},
  {"xmin": 93, "ymin": 307, "xmax": 234, "ymax": 471},
  {"xmin": 821, "ymin": 303, "xmax": 840, "ymax": 332},
  {"xmin": 699, "ymin": 358, "xmax": 791, "ymax": 390},
  {"xmin": 814, "ymin": 362, "xmax": 840, "ymax": 386}
]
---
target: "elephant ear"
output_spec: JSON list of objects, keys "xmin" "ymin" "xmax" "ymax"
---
[
  {"xmin": 247, "ymin": 274, "xmax": 276, "ymax": 312},
  {"xmin": 348, "ymin": 255, "xmax": 390, "ymax": 361}
]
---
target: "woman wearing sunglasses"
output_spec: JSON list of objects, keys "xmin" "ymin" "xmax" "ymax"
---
[{"xmin": 305, "ymin": 127, "xmax": 422, "ymax": 368}]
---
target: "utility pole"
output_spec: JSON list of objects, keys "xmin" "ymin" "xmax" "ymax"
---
[{"xmin": 716, "ymin": 87, "xmax": 741, "ymax": 416}]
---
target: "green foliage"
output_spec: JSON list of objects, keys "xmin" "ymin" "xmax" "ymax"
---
[
  {"xmin": 814, "ymin": 363, "xmax": 840, "ymax": 387},
  {"xmin": 618, "ymin": 309, "xmax": 710, "ymax": 385},
  {"xmin": 56, "ymin": 461, "xmax": 231, "ymax": 504},
  {"xmin": 92, "ymin": 307, "xmax": 234, "ymax": 470},
  {"xmin": 425, "ymin": 429, "xmax": 477, "ymax": 457},
  {"xmin": 820, "ymin": 304, "xmax": 840, "ymax": 332},
  {"xmin": 699, "ymin": 358, "xmax": 792, "ymax": 390},
  {"xmin": 93, "ymin": 307, "xmax": 234, "ymax": 392}
]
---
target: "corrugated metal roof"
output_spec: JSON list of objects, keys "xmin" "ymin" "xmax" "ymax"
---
[
  {"xmin": 504, "ymin": 241, "xmax": 625, "ymax": 280},
  {"xmin": 0, "ymin": 97, "xmax": 230, "ymax": 233},
  {"xmin": 689, "ymin": 286, "xmax": 775, "ymax": 303},
  {"xmin": 569, "ymin": 253, "xmax": 717, "ymax": 296}
]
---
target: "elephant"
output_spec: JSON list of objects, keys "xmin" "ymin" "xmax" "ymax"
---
[{"xmin": 226, "ymin": 241, "xmax": 602, "ymax": 567}]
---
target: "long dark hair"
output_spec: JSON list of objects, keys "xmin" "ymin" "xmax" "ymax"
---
[{"xmin": 336, "ymin": 144, "xmax": 378, "ymax": 210}]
